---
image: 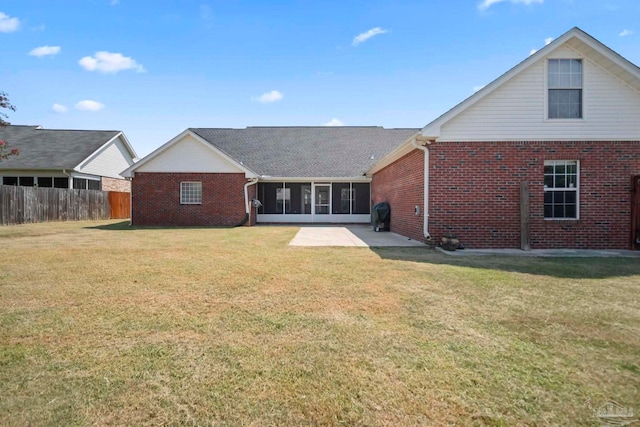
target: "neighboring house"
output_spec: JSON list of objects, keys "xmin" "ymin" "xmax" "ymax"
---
[
  {"xmin": 0, "ymin": 125, "xmax": 137, "ymax": 192},
  {"xmin": 124, "ymin": 27, "xmax": 640, "ymax": 250},
  {"xmin": 122, "ymin": 127, "xmax": 416, "ymax": 226},
  {"xmin": 369, "ymin": 27, "xmax": 640, "ymax": 249}
]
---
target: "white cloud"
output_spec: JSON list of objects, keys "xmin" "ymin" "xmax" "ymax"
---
[
  {"xmin": 79, "ymin": 51, "xmax": 145, "ymax": 73},
  {"xmin": 75, "ymin": 100, "xmax": 105, "ymax": 111},
  {"xmin": 473, "ymin": 85, "xmax": 486, "ymax": 92},
  {"xmin": 256, "ymin": 90, "xmax": 283, "ymax": 103},
  {"xmin": 620, "ymin": 29, "xmax": 634, "ymax": 37},
  {"xmin": 352, "ymin": 27, "xmax": 388, "ymax": 46},
  {"xmin": 110, "ymin": 0, "xmax": 120, "ymax": 5},
  {"xmin": 52, "ymin": 103, "xmax": 68, "ymax": 113},
  {"xmin": 0, "ymin": 11, "xmax": 20, "ymax": 32},
  {"xmin": 478, "ymin": 0, "xmax": 543, "ymax": 11},
  {"xmin": 324, "ymin": 118, "xmax": 344, "ymax": 126},
  {"xmin": 530, "ymin": 37, "xmax": 553, "ymax": 56},
  {"xmin": 29, "ymin": 45, "xmax": 61, "ymax": 57}
]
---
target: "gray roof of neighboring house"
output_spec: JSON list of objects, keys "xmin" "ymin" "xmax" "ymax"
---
[
  {"xmin": 0, "ymin": 125, "xmax": 122, "ymax": 170},
  {"xmin": 190, "ymin": 127, "xmax": 418, "ymax": 177}
]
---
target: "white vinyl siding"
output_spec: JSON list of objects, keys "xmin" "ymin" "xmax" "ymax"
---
[
  {"xmin": 136, "ymin": 135, "xmax": 244, "ymax": 174},
  {"xmin": 78, "ymin": 136, "xmax": 135, "ymax": 179},
  {"xmin": 439, "ymin": 47, "xmax": 640, "ymax": 141}
]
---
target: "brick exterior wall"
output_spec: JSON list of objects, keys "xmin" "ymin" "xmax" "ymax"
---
[
  {"xmin": 132, "ymin": 172, "xmax": 256, "ymax": 227},
  {"xmin": 372, "ymin": 141, "xmax": 640, "ymax": 249},
  {"xmin": 371, "ymin": 149, "xmax": 425, "ymax": 242},
  {"xmin": 101, "ymin": 176, "xmax": 131, "ymax": 192}
]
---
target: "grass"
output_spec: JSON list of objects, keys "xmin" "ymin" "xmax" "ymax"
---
[{"xmin": 1, "ymin": 220, "xmax": 639, "ymax": 426}]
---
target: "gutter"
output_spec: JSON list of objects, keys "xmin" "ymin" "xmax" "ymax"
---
[
  {"xmin": 412, "ymin": 137, "xmax": 431, "ymax": 239},
  {"xmin": 236, "ymin": 177, "xmax": 259, "ymax": 227}
]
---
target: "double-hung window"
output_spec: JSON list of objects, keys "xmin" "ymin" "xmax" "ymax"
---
[
  {"xmin": 180, "ymin": 182, "xmax": 202, "ymax": 205},
  {"xmin": 548, "ymin": 59, "xmax": 582, "ymax": 119},
  {"xmin": 544, "ymin": 160, "xmax": 578, "ymax": 219}
]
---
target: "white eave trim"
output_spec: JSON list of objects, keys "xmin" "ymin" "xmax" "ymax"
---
[
  {"xmin": 366, "ymin": 131, "xmax": 419, "ymax": 176},
  {"xmin": 74, "ymin": 132, "xmax": 138, "ymax": 177},
  {"xmin": 120, "ymin": 129, "xmax": 259, "ymax": 178}
]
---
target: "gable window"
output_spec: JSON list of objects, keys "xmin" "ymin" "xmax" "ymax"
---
[
  {"xmin": 548, "ymin": 59, "xmax": 582, "ymax": 119},
  {"xmin": 180, "ymin": 182, "xmax": 202, "ymax": 205},
  {"xmin": 544, "ymin": 160, "xmax": 578, "ymax": 219}
]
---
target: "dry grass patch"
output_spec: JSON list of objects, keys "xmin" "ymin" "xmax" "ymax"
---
[{"xmin": 1, "ymin": 220, "xmax": 639, "ymax": 426}]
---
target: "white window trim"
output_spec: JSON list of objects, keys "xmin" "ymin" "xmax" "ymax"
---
[
  {"xmin": 544, "ymin": 160, "xmax": 580, "ymax": 220},
  {"xmin": 180, "ymin": 181, "xmax": 202, "ymax": 205}
]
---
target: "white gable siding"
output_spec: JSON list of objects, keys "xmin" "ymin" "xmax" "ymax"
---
[
  {"xmin": 135, "ymin": 134, "xmax": 245, "ymax": 173},
  {"xmin": 78, "ymin": 136, "xmax": 135, "ymax": 179},
  {"xmin": 439, "ymin": 46, "xmax": 640, "ymax": 141}
]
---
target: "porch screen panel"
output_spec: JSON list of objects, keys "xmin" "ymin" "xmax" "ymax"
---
[
  {"xmin": 352, "ymin": 183, "xmax": 371, "ymax": 214},
  {"xmin": 53, "ymin": 177, "xmax": 69, "ymax": 188},
  {"xmin": 258, "ymin": 183, "xmax": 283, "ymax": 214},
  {"xmin": 38, "ymin": 177, "xmax": 53, "ymax": 187},
  {"xmin": 285, "ymin": 183, "xmax": 311, "ymax": 214},
  {"xmin": 332, "ymin": 183, "xmax": 351, "ymax": 214}
]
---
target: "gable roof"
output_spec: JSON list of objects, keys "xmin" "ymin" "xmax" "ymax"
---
[
  {"xmin": 368, "ymin": 27, "xmax": 640, "ymax": 175},
  {"xmin": 0, "ymin": 125, "xmax": 137, "ymax": 171},
  {"xmin": 420, "ymin": 27, "xmax": 640, "ymax": 138},
  {"xmin": 187, "ymin": 127, "xmax": 418, "ymax": 178}
]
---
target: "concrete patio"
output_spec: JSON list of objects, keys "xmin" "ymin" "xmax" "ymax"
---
[{"xmin": 288, "ymin": 225, "xmax": 426, "ymax": 247}]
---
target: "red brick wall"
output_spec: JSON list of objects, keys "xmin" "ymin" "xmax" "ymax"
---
[
  {"xmin": 371, "ymin": 149, "xmax": 426, "ymax": 242},
  {"xmin": 371, "ymin": 141, "xmax": 640, "ymax": 249},
  {"xmin": 426, "ymin": 141, "xmax": 640, "ymax": 249},
  {"xmin": 132, "ymin": 172, "xmax": 256, "ymax": 227}
]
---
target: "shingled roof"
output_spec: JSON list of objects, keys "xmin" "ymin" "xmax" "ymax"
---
[
  {"xmin": 0, "ymin": 125, "xmax": 123, "ymax": 170},
  {"xmin": 190, "ymin": 127, "xmax": 418, "ymax": 177}
]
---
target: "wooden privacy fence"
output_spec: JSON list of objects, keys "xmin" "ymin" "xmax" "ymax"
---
[
  {"xmin": 0, "ymin": 185, "xmax": 130, "ymax": 225},
  {"xmin": 108, "ymin": 191, "xmax": 130, "ymax": 219}
]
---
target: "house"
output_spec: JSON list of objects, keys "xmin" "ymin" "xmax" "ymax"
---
[
  {"xmin": 0, "ymin": 125, "xmax": 137, "ymax": 192},
  {"xmin": 370, "ymin": 27, "xmax": 640, "ymax": 249},
  {"xmin": 122, "ymin": 127, "xmax": 417, "ymax": 226},
  {"xmin": 124, "ymin": 27, "xmax": 640, "ymax": 250}
]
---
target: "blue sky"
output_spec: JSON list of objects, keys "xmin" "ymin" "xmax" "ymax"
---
[{"xmin": 2, "ymin": 0, "xmax": 639, "ymax": 156}]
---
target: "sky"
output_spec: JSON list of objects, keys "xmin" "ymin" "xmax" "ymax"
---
[{"xmin": 2, "ymin": 0, "xmax": 640, "ymax": 157}]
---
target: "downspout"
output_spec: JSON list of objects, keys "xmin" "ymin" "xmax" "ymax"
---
[
  {"xmin": 412, "ymin": 138, "xmax": 431, "ymax": 239},
  {"xmin": 62, "ymin": 169, "xmax": 72, "ymax": 188},
  {"xmin": 235, "ymin": 177, "xmax": 259, "ymax": 227}
]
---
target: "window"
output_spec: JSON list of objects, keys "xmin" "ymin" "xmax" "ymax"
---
[
  {"xmin": 87, "ymin": 180, "xmax": 101, "ymax": 190},
  {"xmin": 544, "ymin": 160, "xmax": 578, "ymax": 219},
  {"xmin": 548, "ymin": 59, "xmax": 582, "ymax": 119},
  {"xmin": 73, "ymin": 178, "xmax": 87, "ymax": 189},
  {"xmin": 180, "ymin": 182, "xmax": 202, "ymax": 204},
  {"xmin": 276, "ymin": 187, "xmax": 291, "ymax": 213}
]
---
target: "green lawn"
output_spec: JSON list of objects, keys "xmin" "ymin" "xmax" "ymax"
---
[{"xmin": 1, "ymin": 220, "xmax": 639, "ymax": 426}]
